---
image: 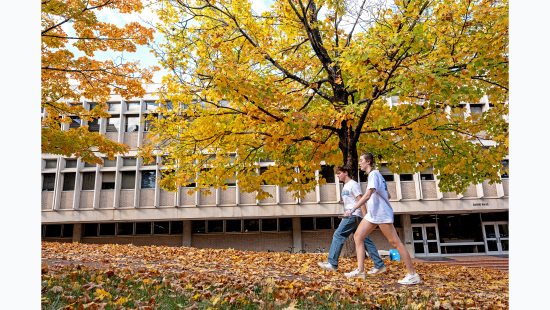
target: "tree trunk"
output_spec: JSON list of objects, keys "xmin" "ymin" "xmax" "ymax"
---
[{"xmin": 338, "ymin": 122, "xmax": 359, "ymax": 181}]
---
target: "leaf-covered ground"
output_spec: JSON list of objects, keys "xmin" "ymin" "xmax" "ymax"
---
[{"xmin": 41, "ymin": 242, "xmax": 508, "ymax": 309}]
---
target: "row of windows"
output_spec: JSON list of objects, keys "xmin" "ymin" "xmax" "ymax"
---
[
  {"xmin": 42, "ymin": 171, "xmax": 157, "ymax": 191},
  {"xmin": 69, "ymin": 114, "xmax": 158, "ymax": 133},
  {"xmin": 43, "ymin": 157, "xmax": 157, "ymax": 170},
  {"xmin": 42, "ymin": 217, "xmax": 357, "ymax": 238}
]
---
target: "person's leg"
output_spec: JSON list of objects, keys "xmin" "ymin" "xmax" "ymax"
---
[
  {"xmin": 378, "ymin": 223, "xmax": 415, "ymax": 274},
  {"xmin": 327, "ymin": 216, "xmax": 357, "ymax": 267},
  {"xmin": 364, "ymin": 236, "xmax": 385, "ymax": 269},
  {"xmin": 352, "ymin": 219, "xmax": 377, "ymax": 272}
]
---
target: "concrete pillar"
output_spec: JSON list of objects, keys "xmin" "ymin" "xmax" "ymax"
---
[
  {"xmin": 292, "ymin": 217, "xmax": 302, "ymax": 252},
  {"xmin": 72, "ymin": 223, "xmax": 82, "ymax": 243},
  {"xmin": 182, "ymin": 220, "xmax": 192, "ymax": 247},
  {"xmin": 401, "ymin": 214, "xmax": 415, "ymax": 258}
]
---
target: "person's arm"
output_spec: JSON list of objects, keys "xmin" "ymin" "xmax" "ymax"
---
[{"xmin": 344, "ymin": 189, "xmax": 375, "ymax": 216}]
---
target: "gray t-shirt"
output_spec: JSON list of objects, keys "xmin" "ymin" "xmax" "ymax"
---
[
  {"xmin": 365, "ymin": 169, "xmax": 394, "ymax": 224},
  {"xmin": 341, "ymin": 179, "xmax": 363, "ymax": 217}
]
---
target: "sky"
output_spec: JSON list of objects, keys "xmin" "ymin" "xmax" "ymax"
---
[{"xmin": 0, "ymin": 0, "xmax": 549, "ymax": 308}]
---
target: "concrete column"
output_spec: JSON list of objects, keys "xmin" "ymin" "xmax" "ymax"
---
[
  {"xmin": 72, "ymin": 223, "xmax": 82, "ymax": 243},
  {"xmin": 182, "ymin": 220, "xmax": 192, "ymax": 247},
  {"xmin": 292, "ymin": 217, "xmax": 302, "ymax": 252},
  {"xmin": 401, "ymin": 214, "xmax": 415, "ymax": 258}
]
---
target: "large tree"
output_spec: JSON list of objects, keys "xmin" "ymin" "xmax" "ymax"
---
[
  {"xmin": 143, "ymin": 0, "xmax": 508, "ymax": 198},
  {"xmin": 42, "ymin": 0, "xmax": 156, "ymax": 164}
]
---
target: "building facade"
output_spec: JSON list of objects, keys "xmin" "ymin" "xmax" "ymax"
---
[{"xmin": 41, "ymin": 87, "xmax": 509, "ymax": 258}]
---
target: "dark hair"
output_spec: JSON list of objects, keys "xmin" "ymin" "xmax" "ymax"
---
[
  {"xmin": 360, "ymin": 153, "xmax": 375, "ymax": 165},
  {"xmin": 336, "ymin": 165, "xmax": 352, "ymax": 175}
]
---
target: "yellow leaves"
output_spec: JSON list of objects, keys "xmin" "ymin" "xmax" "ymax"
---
[{"xmin": 94, "ymin": 288, "xmax": 112, "ymax": 301}]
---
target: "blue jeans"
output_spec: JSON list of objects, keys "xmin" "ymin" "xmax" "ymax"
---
[{"xmin": 327, "ymin": 215, "xmax": 384, "ymax": 269}]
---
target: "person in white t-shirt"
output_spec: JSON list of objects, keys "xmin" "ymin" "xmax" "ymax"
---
[
  {"xmin": 344, "ymin": 153, "xmax": 421, "ymax": 285},
  {"xmin": 317, "ymin": 165, "xmax": 386, "ymax": 275}
]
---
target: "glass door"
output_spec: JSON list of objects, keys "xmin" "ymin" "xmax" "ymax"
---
[
  {"xmin": 482, "ymin": 221, "xmax": 509, "ymax": 254},
  {"xmin": 411, "ymin": 224, "xmax": 441, "ymax": 257}
]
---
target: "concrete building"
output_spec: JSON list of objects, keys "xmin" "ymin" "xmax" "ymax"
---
[{"xmin": 41, "ymin": 86, "xmax": 509, "ymax": 258}]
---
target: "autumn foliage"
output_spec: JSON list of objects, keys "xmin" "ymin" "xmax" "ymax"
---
[
  {"xmin": 42, "ymin": 242, "xmax": 508, "ymax": 309},
  {"xmin": 41, "ymin": 0, "xmax": 156, "ymax": 163},
  {"xmin": 143, "ymin": 0, "xmax": 508, "ymax": 197}
]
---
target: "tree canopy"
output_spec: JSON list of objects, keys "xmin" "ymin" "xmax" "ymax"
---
[
  {"xmin": 143, "ymin": 0, "xmax": 508, "ymax": 197},
  {"xmin": 42, "ymin": 0, "xmax": 156, "ymax": 164}
]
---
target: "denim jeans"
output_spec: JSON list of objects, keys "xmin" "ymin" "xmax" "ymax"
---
[{"xmin": 327, "ymin": 215, "xmax": 384, "ymax": 269}]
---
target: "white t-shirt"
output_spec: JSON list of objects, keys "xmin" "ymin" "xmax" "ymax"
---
[
  {"xmin": 365, "ymin": 169, "xmax": 394, "ymax": 224},
  {"xmin": 341, "ymin": 179, "xmax": 363, "ymax": 217}
]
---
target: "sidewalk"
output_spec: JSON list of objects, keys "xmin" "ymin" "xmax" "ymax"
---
[{"xmin": 412, "ymin": 255, "xmax": 509, "ymax": 271}]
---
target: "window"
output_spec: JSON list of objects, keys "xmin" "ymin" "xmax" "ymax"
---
[
  {"xmin": 225, "ymin": 220, "xmax": 242, "ymax": 232},
  {"xmin": 208, "ymin": 220, "xmax": 224, "ymax": 233},
  {"xmin": 44, "ymin": 224, "xmax": 62, "ymax": 237},
  {"xmin": 470, "ymin": 104, "xmax": 484, "ymax": 116},
  {"xmin": 141, "ymin": 171, "xmax": 156, "ymax": 189},
  {"xmin": 135, "ymin": 222, "xmax": 152, "ymax": 235},
  {"xmin": 88, "ymin": 118, "xmax": 100, "ymax": 132},
  {"xmin": 42, "ymin": 174, "xmax": 55, "ymax": 191},
  {"xmin": 261, "ymin": 219, "xmax": 277, "ymax": 231},
  {"xmin": 243, "ymin": 219, "xmax": 259, "ymax": 232},
  {"xmin": 84, "ymin": 162, "xmax": 96, "ymax": 168},
  {"xmin": 320, "ymin": 165, "xmax": 336, "ymax": 183},
  {"xmin": 171, "ymin": 221, "xmax": 183, "ymax": 234},
  {"xmin": 127, "ymin": 101, "xmax": 140, "ymax": 111},
  {"xmin": 108, "ymin": 102, "xmax": 120, "ymax": 112},
  {"xmin": 316, "ymin": 217, "xmax": 332, "ymax": 230},
  {"xmin": 117, "ymin": 222, "xmax": 134, "ymax": 235},
  {"xmin": 420, "ymin": 174, "xmax": 434, "ymax": 181},
  {"xmin": 145, "ymin": 101, "xmax": 158, "ymax": 111},
  {"xmin": 106, "ymin": 115, "xmax": 120, "ymax": 132},
  {"xmin": 380, "ymin": 165, "xmax": 394, "ymax": 181},
  {"xmin": 501, "ymin": 160, "xmax": 509, "ymax": 178},
  {"xmin": 65, "ymin": 159, "xmax": 77, "ymax": 168},
  {"xmin": 81, "ymin": 172, "xmax": 96, "ymax": 190},
  {"xmin": 359, "ymin": 170, "xmax": 367, "ymax": 183},
  {"xmin": 192, "ymin": 220, "xmax": 206, "ymax": 233},
  {"xmin": 259, "ymin": 167, "xmax": 271, "ymax": 185},
  {"xmin": 279, "ymin": 218, "xmax": 292, "ymax": 231},
  {"xmin": 162, "ymin": 101, "xmax": 173, "ymax": 110},
  {"xmin": 400, "ymin": 174, "xmax": 414, "ymax": 181},
  {"xmin": 125, "ymin": 115, "xmax": 139, "ymax": 132},
  {"xmin": 69, "ymin": 116, "xmax": 81, "ymax": 128},
  {"xmin": 225, "ymin": 173, "xmax": 236, "ymax": 186},
  {"xmin": 88, "ymin": 102, "xmax": 98, "ymax": 111},
  {"xmin": 63, "ymin": 224, "xmax": 74, "ymax": 238},
  {"xmin": 62, "ymin": 173, "xmax": 76, "ymax": 191},
  {"xmin": 44, "ymin": 159, "xmax": 57, "ymax": 169},
  {"xmin": 102, "ymin": 158, "xmax": 117, "ymax": 167},
  {"xmin": 382, "ymin": 174, "xmax": 395, "ymax": 182},
  {"xmin": 121, "ymin": 171, "xmax": 136, "ymax": 189},
  {"xmin": 153, "ymin": 221, "xmax": 170, "ymax": 234},
  {"xmin": 99, "ymin": 223, "xmax": 115, "ymax": 236},
  {"xmin": 101, "ymin": 172, "xmax": 116, "ymax": 189},
  {"xmin": 123, "ymin": 157, "xmax": 137, "ymax": 166},
  {"xmin": 83, "ymin": 223, "xmax": 98, "ymax": 236},
  {"xmin": 143, "ymin": 115, "xmax": 157, "ymax": 132},
  {"xmin": 300, "ymin": 217, "xmax": 314, "ymax": 230},
  {"xmin": 333, "ymin": 216, "xmax": 342, "ymax": 227}
]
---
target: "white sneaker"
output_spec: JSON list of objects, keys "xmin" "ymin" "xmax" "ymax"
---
[
  {"xmin": 398, "ymin": 273, "xmax": 421, "ymax": 285},
  {"xmin": 367, "ymin": 266, "xmax": 387, "ymax": 275},
  {"xmin": 344, "ymin": 269, "xmax": 366, "ymax": 279},
  {"xmin": 317, "ymin": 262, "xmax": 337, "ymax": 271}
]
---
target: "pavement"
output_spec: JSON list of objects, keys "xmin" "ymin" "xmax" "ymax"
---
[{"xmin": 412, "ymin": 255, "xmax": 509, "ymax": 271}]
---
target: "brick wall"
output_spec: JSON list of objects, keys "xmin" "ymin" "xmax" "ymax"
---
[{"xmin": 192, "ymin": 232, "xmax": 292, "ymax": 252}]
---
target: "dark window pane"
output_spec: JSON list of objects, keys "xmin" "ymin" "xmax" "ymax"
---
[
  {"xmin": 135, "ymin": 222, "xmax": 151, "ymax": 235},
  {"xmin": 320, "ymin": 165, "xmax": 335, "ymax": 183},
  {"xmin": 44, "ymin": 225, "xmax": 62, "ymax": 237},
  {"xmin": 125, "ymin": 115, "xmax": 140, "ymax": 132},
  {"xmin": 141, "ymin": 171, "xmax": 156, "ymax": 188},
  {"xmin": 117, "ymin": 222, "xmax": 134, "ymax": 235},
  {"xmin": 99, "ymin": 223, "xmax": 115, "ymax": 236},
  {"xmin": 243, "ymin": 219, "xmax": 259, "ymax": 232},
  {"xmin": 145, "ymin": 101, "xmax": 158, "ymax": 111},
  {"xmin": 101, "ymin": 172, "xmax": 116, "ymax": 189},
  {"xmin": 261, "ymin": 219, "xmax": 277, "ymax": 231},
  {"xmin": 171, "ymin": 221, "xmax": 183, "ymax": 234},
  {"xmin": 106, "ymin": 115, "xmax": 120, "ymax": 132},
  {"xmin": 42, "ymin": 174, "xmax": 56, "ymax": 191},
  {"xmin": 45, "ymin": 159, "xmax": 57, "ymax": 169},
  {"xmin": 108, "ymin": 102, "xmax": 120, "ymax": 112},
  {"xmin": 208, "ymin": 220, "xmax": 224, "ymax": 233},
  {"xmin": 279, "ymin": 218, "xmax": 292, "ymax": 231},
  {"xmin": 123, "ymin": 157, "xmax": 136, "ymax": 166},
  {"xmin": 83, "ymin": 223, "xmax": 98, "ymax": 236},
  {"xmin": 358, "ymin": 170, "xmax": 367, "ymax": 183},
  {"xmin": 62, "ymin": 224, "xmax": 74, "ymax": 238},
  {"xmin": 382, "ymin": 174, "xmax": 395, "ymax": 182},
  {"xmin": 84, "ymin": 162, "xmax": 96, "ymax": 167},
  {"xmin": 69, "ymin": 116, "xmax": 81, "ymax": 128},
  {"xmin": 316, "ymin": 217, "xmax": 332, "ymax": 230},
  {"xmin": 480, "ymin": 212, "xmax": 508, "ymax": 222},
  {"xmin": 501, "ymin": 159, "xmax": 509, "ymax": 178},
  {"xmin": 333, "ymin": 217, "xmax": 342, "ymax": 227},
  {"xmin": 400, "ymin": 174, "xmax": 414, "ymax": 181},
  {"xmin": 65, "ymin": 159, "xmax": 77, "ymax": 168},
  {"xmin": 192, "ymin": 221, "xmax": 206, "ymax": 233},
  {"xmin": 63, "ymin": 173, "xmax": 76, "ymax": 191},
  {"xmin": 153, "ymin": 221, "xmax": 170, "ymax": 234},
  {"xmin": 420, "ymin": 174, "xmax": 434, "ymax": 181},
  {"xmin": 102, "ymin": 158, "xmax": 117, "ymax": 167},
  {"xmin": 88, "ymin": 118, "xmax": 100, "ymax": 132},
  {"xmin": 121, "ymin": 171, "xmax": 136, "ymax": 189},
  {"xmin": 81, "ymin": 172, "xmax": 96, "ymax": 190},
  {"xmin": 226, "ymin": 220, "xmax": 241, "ymax": 232},
  {"xmin": 301, "ymin": 217, "xmax": 314, "ymax": 230}
]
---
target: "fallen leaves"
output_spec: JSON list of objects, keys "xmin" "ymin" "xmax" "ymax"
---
[{"xmin": 42, "ymin": 242, "xmax": 508, "ymax": 309}]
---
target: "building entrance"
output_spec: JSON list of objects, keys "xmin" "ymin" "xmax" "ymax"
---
[
  {"xmin": 482, "ymin": 221, "xmax": 509, "ymax": 254},
  {"xmin": 411, "ymin": 224, "xmax": 440, "ymax": 257}
]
